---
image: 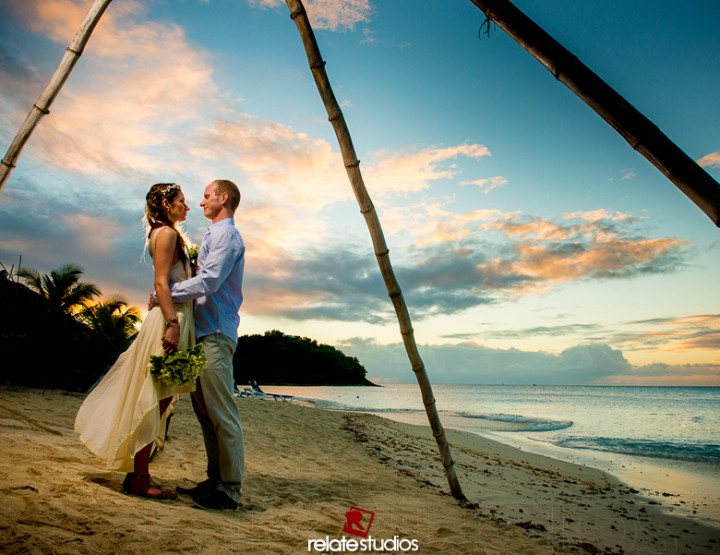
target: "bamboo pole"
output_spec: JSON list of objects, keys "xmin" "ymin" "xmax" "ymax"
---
[
  {"xmin": 0, "ymin": 0, "xmax": 114, "ymax": 196},
  {"xmin": 469, "ymin": 0, "xmax": 720, "ymax": 227},
  {"xmin": 284, "ymin": 0, "xmax": 466, "ymax": 501}
]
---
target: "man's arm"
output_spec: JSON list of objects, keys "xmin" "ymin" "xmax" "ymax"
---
[{"xmin": 170, "ymin": 229, "xmax": 243, "ymax": 302}]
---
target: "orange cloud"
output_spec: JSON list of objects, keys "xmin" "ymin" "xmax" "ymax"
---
[
  {"xmin": 494, "ymin": 218, "xmax": 575, "ymax": 241},
  {"xmin": 564, "ymin": 209, "xmax": 635, "ymax": 222},
  {"xmin": 4, "ymin": 0, "xmax": 498, "ymax": 257},
  {"xmin": 603, "ymin": 372, "xmax": 720, "ymax": 386},
  {"xmin": 3, "ymin": 0, "xmax": 360, "ymax": 253},
  {"xmin": 603, "ymin": 314, "xmax": 720, "ymax": 362},
  {"xmin": 6, "ymin": 0, "xmax": 217, "ymax": 180},
  {"xmin": 655, "ymin": 315, "xmax": 720, "ymax": 352},
  {"xmin": 365, "ymin": 144, "xmax": 491, "ymax": 196},
  {"xmin": 381, "ymin": 201, "xmax": 502, "ymax": 245},
  {"xmin": 190, "ymin": 115, "xmax": 351, "ymax": 213},
  {"xmin": 511, "ymin": 237, "xmax": 684, "ymax": 283},
  {"xmin": 380, "ymin": 205, "xmax": 690, "ymax": 304},
  {"xmin": 698, "ymin": 151, "xmax": 720, "ymax": 168}
]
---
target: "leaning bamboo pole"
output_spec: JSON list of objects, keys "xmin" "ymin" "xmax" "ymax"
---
[
  {"xmin": 469, "ymin": 0, "xmax": 720, "ymax": 227},
  {"xmin": 284, "ymin": 0, "xmax": 466, "ymax": 501},
  {"xmin": 0, "ymin": 0, "xmax": 113, "ymax": 196}
]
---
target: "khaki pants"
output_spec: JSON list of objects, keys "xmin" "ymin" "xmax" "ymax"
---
[{"xmin": 192, "ymin": 333, "xmax": 244, "ymax": 502}]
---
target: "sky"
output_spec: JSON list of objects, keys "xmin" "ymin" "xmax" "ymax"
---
[{"xmin": 0, "ymin": 0, "xmax": 719, "ymax": 386}]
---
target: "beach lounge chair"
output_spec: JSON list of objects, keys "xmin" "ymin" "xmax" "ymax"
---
[
  {"xmin": 233, "ymin": 385, "xmax": 253, "ymax": 398},
  {"xmin": 246, "ymin": 380, "xmax": 293, "ymax": 402}
]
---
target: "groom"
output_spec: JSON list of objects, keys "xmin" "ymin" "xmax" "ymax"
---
[{"xmin": 167, "ymin": 179, "xmax": 246, "ymax": 510}]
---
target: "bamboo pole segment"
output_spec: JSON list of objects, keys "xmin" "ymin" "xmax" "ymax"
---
[
  {"xmin": 284, "ymin": 0, "xmax": 466, "ymax": 501},
  {"xmin": 469, "ymin": 0, "xmax": 720, "ymax": 227},
  {"xmin": 0, "ymin": 0, "xmax": 114, "ymax": 196}
]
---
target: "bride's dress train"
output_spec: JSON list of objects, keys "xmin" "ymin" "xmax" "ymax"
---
[{"xmin": 75, "ymin": 257, "xmax": 195, "ymax": 472}]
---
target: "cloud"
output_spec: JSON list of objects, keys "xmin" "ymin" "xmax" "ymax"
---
[
  {"xmin": 242, "ymin": 246, "xmax": 391, "ymax": 322},
  {"xmin": 563, "ymin": 209, "xmax": 636, "ymax": 222},
  {"xmin": 189, "ymin": 115, "xmax": 351, "ymax": 213},
  {"xmin": 365, "ymin": 144, "xmax": 491, "ymax": 196},
  {"xmin": 0, "ymin": 1, "xmax": 508, "ymax": 326},
  {"xmin": 360, "ymin": 28, "xmax": 378, "ymax": 45},
  {"xmin": 621, "ymin": 168, "xmax": 635, "ymax": 180},
  {"xmin": 460, "ymin": 175, "xmax": 508, "ymax": 194},
  {"xmin": 511, "ymin": 236, "xmax": 684, "ymax": 282},
  {"xmin": 400, "ymin": 209, "xmax": 687, "ymax": 292},
  {"xmin": 381, "ymin": 200, "xmax": 504, "ymax": 245},
  {"xmin": 698, "ymin": 151, "xmax": 720, "ymax": 168},
  {"xmin": 238, "ymin": 207, "xmax": 688, "ymax": 324},
  {"xmin": 0, "ymin": 0, "xmax": 361, "ymax": 254},
  {"xmin": 61, "ymin": 213, "xmax": 123, "ymax": 256},
  {"xmin": 0, "ymin": 0, "xmax": 706, "ymax": 375},
  {"xmin": 602, "ymin": 362, "xmax": 720, "ymax": 386},
  {"xmin": 340, "ymin": 338, "xmax": 635, "ymax": 384},
  {"xmin": 447, "ymin": 323, "xmax": 603, "ymax": 342},
  {"xmin": 609, "ymin": 314, "xmax": 720, "ymax": 354},
  {"xmin": 0, "ymin": 178, "xmax": 152, "ymax": 306},
  {"xmin": 248, "ymin": 0, "xmax": 373, "ymax": 31},
  {"xmin": 339, "ymin": 338, "xmax": 720, "ymax": 385},
  {"xmin": 2, "ymin": 0, "xmax": 219, "ymax": 182}
]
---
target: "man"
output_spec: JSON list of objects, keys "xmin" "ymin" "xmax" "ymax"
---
[{"xmin": 168, "ymin": 179, "xmax": 245, "ymax": 510}]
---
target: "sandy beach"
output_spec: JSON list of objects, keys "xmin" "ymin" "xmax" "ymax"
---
[{"xmin": 1, "ymin": 386, "xmax": 718, "ymax": 554}]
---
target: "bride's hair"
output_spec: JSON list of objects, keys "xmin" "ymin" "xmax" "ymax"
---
[{"xmin": 144, "ymin": 183, "xmax": 189, "ymax": 262}]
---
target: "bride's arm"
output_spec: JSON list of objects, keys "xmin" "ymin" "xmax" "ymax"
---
[{"xmin": 152, "ymin": 227, "xmax": 180, "ymax": 354}]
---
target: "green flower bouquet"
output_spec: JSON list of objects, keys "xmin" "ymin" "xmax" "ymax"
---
[
  {"xmin": 187, "ymin": 244, "xmax": 199, "ymax": 265},
  {"xmin": 149, "ymin": 343, "xmax": 206, "ymax": 387}
]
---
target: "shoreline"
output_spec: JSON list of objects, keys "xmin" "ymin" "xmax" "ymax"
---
[
  {"xmin": 1, "ymin": 386, "xmax": 719, "ymax": 553},
  {"xmin": 347, "ymin": 412, "xmax": 720, "ymax": 552},
  {"xmin": 273, "ymin": 384, "xmax": 719, "ymax": 528},
  {"xmin": 363, "ymin": 408, "xmax": 720, "ymax": 528}
]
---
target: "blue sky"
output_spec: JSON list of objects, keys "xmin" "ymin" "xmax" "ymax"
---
[{"xmin": 1, "ymin": 0, "xmax": 719, "ymax": 385}]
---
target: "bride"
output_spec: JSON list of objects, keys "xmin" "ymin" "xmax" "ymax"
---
[{"xmin": 75, "ymin": 183, "xmax": 196, "ymax": 499}]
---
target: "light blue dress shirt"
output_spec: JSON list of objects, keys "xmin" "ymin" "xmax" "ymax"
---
[{"xmin": 171, "ymin": 218, "xmax": 245, "ymax": 341}]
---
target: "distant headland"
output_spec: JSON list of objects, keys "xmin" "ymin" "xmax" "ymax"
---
[{"xmin": 233, "ymin": 330, "xmax": 376, "ymax": 387}]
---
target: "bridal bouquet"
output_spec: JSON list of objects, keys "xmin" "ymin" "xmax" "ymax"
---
[
  {"xmin": 187, "ymin": 244, "xmax": 200, "ymax": 275},
  {"xmin": 149, "ymin": 343, "xmax": 206, "ymax": 387},
  {"xmin": 187, "ymin": 244, "xmax": 199, "ymax": 265}
]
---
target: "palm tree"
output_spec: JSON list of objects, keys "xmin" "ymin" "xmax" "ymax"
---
[
  {"xmin": 18, "ymin": 263, "xmax": 100, "ymax": 314},
  {"xmin": 79, "ymin": 298, "xmax": 141, "ymax": 353}
]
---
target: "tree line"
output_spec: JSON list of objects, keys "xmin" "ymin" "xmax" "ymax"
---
[
  {"xmin": 0, "ymin": 260, "xmax": 142, "ymax": 390},
  {"xmin": 233, "ymin": 330, "xmax": 374, "ymax": 386},
  {"xmin": 1, "ymin": 259, "xmax": 373, "ymax": 390}
]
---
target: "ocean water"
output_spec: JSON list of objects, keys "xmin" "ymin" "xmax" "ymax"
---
[
  {"xmin": 266, "ymin": 383, "xmax": 720, "ymax": 522},
  {"xmin": 271, "ymin": 384, "xmax": 720, "ymax": 465}
]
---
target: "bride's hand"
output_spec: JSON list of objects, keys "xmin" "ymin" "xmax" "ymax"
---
[
  {"xmin": 163, "ymin": 322, "xmax": 180, "ymax": 354},
  {"xmin": 148, "ymin": 292, "xmax": 159, "ymax": 311}
]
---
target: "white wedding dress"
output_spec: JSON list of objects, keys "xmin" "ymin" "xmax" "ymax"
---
[{"xmin": 75, "ymin": 231, "xmax": 196, "ymax": 472}]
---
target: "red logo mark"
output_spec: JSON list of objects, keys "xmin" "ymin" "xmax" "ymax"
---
[{"xmin": 343, "ymin": 507, "xmax": 375, "ymax": 538}]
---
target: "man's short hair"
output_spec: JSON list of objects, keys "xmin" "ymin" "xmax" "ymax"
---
[{"xmin": 212, "ymin": 179, "xmax": 241, "ymax": 212}]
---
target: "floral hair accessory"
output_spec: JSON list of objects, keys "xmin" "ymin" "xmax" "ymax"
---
[{"xmin": 156, "ymin": 183, "xmax": 182, "ymax": 200}]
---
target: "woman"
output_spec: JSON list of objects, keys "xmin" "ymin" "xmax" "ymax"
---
[{"xmin": 75, "ymin": 183, "xmax": 195, "ymax": 499}]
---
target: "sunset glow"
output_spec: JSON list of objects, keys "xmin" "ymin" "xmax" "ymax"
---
[{"xmin": 1, "ymin": 0, "xmax": 718, "ymax": 385}]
